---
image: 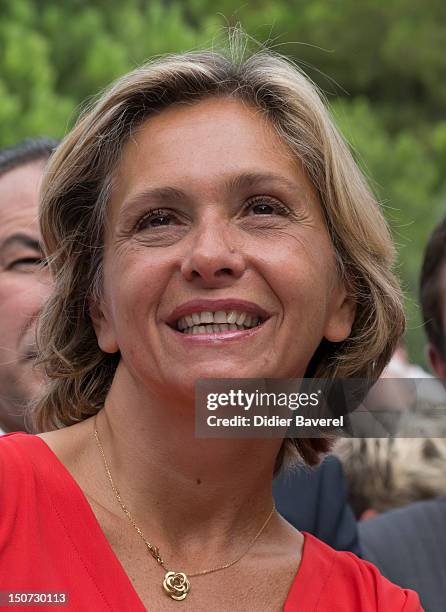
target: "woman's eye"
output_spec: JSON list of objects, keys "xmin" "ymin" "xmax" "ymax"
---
[
  {"xmin": 251, "ymin": 202, "xmax": 275, "ymax": 215},
  {"xmin": 246, "ymin": 196, "xmax": 290, "ymax": 216},
  {"xmin": 147, "ymin": 215, "xmax": 171, "ymax": 227},
  {"xmin": 136, "ymin": 209, "xmax": 178, "ymax": 231}
]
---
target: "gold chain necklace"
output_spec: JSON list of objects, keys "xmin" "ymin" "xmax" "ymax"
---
[{"xmin": 93, "ymin": 417, "xmax": 276, "ymax": 601}]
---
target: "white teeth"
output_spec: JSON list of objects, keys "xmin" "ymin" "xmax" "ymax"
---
[
  {"xmin": 200, "ymin": 311, "xmax": 214, "ymax": 324},
  {"xmin": 176, "ymin": 309, "xmax": 265, "ymax": 333},
  {"xmin": 187, "ymin": 323, "xmax": 241, "ymax": 334},
  {"xmin": 227, "ymin": 311, "xmax": 237, "ymax": 324},
  {"xmin": 214, "ymin": 311, "xmax": 227, "ymax": 324}
]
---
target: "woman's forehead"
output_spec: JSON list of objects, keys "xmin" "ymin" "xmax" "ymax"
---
[{"xmin": 111, "ymin": 96, "xmax": 317, "ymax": 209}]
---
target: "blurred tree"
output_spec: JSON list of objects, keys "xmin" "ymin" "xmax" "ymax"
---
[
  {"xmin": 0, "ymin": 0, "xmax": 206, "ymax": 142},
  {"xmin": 0, "ymin": 0, "xmax": 73, "ymax": 142}
]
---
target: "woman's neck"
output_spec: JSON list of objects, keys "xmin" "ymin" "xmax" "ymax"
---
[{"xmin": 91, "ymin": 365, "xmax": 282, "ymax": 564}]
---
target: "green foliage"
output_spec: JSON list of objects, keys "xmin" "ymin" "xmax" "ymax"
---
[
  {"xmin": 0, "ymin": 0, "xmax": 205, "ymax": 142},
  {"xmin": 1, "ymin": 0, "xmax": 444, "ymax": 365}
]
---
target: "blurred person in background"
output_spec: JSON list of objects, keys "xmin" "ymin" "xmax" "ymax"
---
[
  {"xmin": 350, "ymin": 217, "xmax": 446, "ymax": 612},
  {"xmin": 334, "ymin": 420, "xmax": 446, "ymax": 521},
  {"xmin": 0, "ymin": 139, "xmax": 57, "ymax": 435},
  {"xmin": 420, "ymin": 217, "xmax": 446, "ymax": 384}
]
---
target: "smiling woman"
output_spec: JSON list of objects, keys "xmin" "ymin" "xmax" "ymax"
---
[{"xmin": 0, "ymin": 36, "xmax": 421, "ymax": 611}]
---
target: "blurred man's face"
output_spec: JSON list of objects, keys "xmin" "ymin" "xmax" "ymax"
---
[
  {"xmin": 0, "ymin": 162, "xmax": 52, "ymax": 432},
  {"xmin": 427, "ymin": 262, "xmax": 446, "ymax": 383}
]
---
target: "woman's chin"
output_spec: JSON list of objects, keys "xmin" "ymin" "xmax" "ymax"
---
[
  {"xmin": 160, "ymin": 368, "xmax": 253, "ymax": 397},
  {"xmin": 174, "ymin": 365, "xmax": 265, "ymax": 385}
]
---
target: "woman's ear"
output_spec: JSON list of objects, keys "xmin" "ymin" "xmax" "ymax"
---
[
  {"xmin": 89, "ymin": 296, "xmax": 119, "ymax": 354},
  {"xmin": 323, "ymin": 282, "xmax": 356, "ymax": 343}
]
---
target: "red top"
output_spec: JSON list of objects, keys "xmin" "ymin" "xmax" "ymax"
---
[{"xmin": 0, "ymin": 433, "xmax": 422, "ymax": 611}]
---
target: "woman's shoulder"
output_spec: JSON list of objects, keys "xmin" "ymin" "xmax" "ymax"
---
[
  {"xmin": 0, "ymin": 431, "xmax": 44, "ymax": 475},
  {"xmin": 0, "ymin": 430, "xmax": 83, "ymax": 488},
  {"xmin": 285, "ymin": 532, "xmax": 422, "ymax": 611},
  {"xmin": 0, "ymin": 432, "xmax": 55, "ymax": 497}
]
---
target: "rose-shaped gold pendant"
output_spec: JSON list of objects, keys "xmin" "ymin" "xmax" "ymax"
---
[{"xmin": 163, "ymin": 571, "xmax": 191, "ymax": 601}]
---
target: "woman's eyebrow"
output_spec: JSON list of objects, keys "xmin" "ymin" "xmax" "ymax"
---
[
  {"xmin": 121, "ymin": 186, "xmax": 186, "ymax": 211},
  {"xmin": 225, "ymin": 171, "xmax": 302, "ymax": 194}
]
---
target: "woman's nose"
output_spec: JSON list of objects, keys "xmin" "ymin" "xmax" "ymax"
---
[{"xmin": 180, "ymin": 222, "xmax": 246, "ymax": 286}]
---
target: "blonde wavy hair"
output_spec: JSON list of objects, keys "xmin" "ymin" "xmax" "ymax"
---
[{"xmin": 33, "ymin": 38, "xmax": 405, "ymax": 469}]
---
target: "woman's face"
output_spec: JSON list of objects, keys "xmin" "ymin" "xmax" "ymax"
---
[{"xmin": 93, "ymin": 97, "xmax": 354, "ymax": 399}]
